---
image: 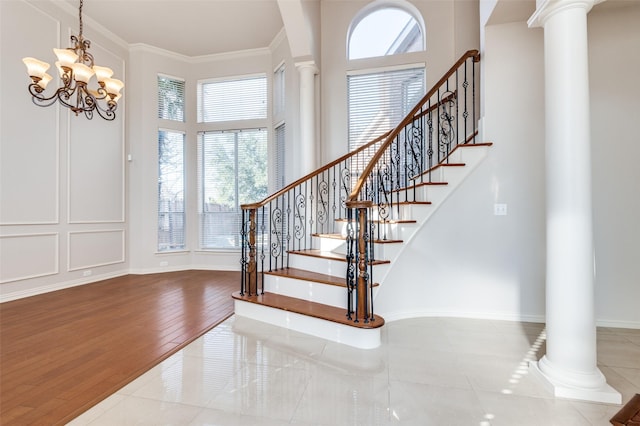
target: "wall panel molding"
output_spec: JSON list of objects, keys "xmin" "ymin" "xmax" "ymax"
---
[
  {"xmin": 0, "ymin": 1, "xmax": 60, "ymax": 225},
  {"xmin": 67, "ymin": 229, "xmax": 125, "ymax": 271},
  {"xmin": 0, "ymin": 233, "xmax": 59, "ymax": 283}
]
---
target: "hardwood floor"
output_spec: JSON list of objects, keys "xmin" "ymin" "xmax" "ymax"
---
[{"xmin": 0, "ymin": 270, "xmax": 239, "ymax": 425}]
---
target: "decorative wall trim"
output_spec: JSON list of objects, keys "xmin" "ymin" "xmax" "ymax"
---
[
  {"xmin": 0, "ymin": 1, "xmax": 60, "ymax": 226},
  {"xmin": 67, "ymin": 229, "xmax": 125, "ymax": 271},
  {"xmin": 129, "ymin": 43, "xmax": 271, "ymax": 64},
  {"xmin": 0, "ymin": 233, "xmax": 59, "ymax": 283}
]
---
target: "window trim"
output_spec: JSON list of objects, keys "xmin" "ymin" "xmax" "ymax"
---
[{"xmin": 347, "ymin": 1, "xmax": 426, "ymax": 61}]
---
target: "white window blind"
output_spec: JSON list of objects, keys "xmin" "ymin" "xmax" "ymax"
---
[
  {"xmin": 158, "ymin": 130, "xmax": 185, "ymax": 251},
  {"xmin": 197, "ymin": 75, "xmax": 267, "ymax": 123},
  {"xmin": 348, "ymin": 66, "xmax": 425, "ymax": 150},
  {"xmin": 198, "ymin": 129, "xmax": 268, "ymax": 249},
  {"xmin": 157, "ymin": 75, "xmax": 185, "ymax": 121},
  {"xmin": 274, "ymin": 64, "xmax": 285, "ymax": 117},
  {"xmin": 275, "ymin": 123, "xmax": 286, "ymax": 190}
]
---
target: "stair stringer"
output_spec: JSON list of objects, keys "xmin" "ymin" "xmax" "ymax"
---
[{"xmin": 369, "ymin": 144, "xmax": 493, "ymax": 288}]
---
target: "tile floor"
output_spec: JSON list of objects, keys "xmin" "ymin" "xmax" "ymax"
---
[{"xmin": 68, "ymin": 316, "xmax": 640, "ymax": 425}]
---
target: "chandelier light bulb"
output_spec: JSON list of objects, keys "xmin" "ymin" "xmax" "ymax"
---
[
  {"xmin": 92, "ymin": 65, "xmax": 114, "ymax": 84},
  {"xmin": 22, "ymin": 57, "xmax": 50, "ymax": 80},
  {"xmin": 71, "ymin": 63, "xmax": 95, "ymax": 84},
  {"xmin": 53, "ymin": 48, "xmax": 79, "ymax": 68},
  {"xmin": 37, "ymin": 73, "xmax": 53, "ymax": 90},
  {"xmin": 103, "ymin": 78, "xmax": 124, "ymax": 96},
  {"xmin": 54, "ymin": 61, "xmax": 68, "ymax": 78}
]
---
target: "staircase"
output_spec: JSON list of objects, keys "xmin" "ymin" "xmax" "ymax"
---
[{"xmin": 233, "ymin": 50, "xmax": 489, "ymax": 349}]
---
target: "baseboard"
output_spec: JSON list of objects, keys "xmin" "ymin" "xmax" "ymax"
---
[
  {"xmin": 0, "ymin": 270, "xmax": 128, "ymax": 303},
  {"xmin": 596, "ymin": 319, "xmax": 640, "ymax": 330},
  {"xmin": 381, "ymin": 309, "xmax": 546, "ymax": 324}
]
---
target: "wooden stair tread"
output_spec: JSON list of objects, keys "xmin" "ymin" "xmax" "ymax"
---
[
  {"xmin": 289, "ymin": 249, "xmax": 391, "ymax": 264},
  {"xmin": 312, "ymin": 233, "xmax": 403, "ymax": 244},
  {"xmin": 460, "ymin": 141, "xmax": 493, "ymax": 147},
  {"xmin": 611, "ymin": 393, "xmax": 640, "ymax": 426},
  {"xmin": 265, "ymin": 267, "xmax": 380, "ymax": 288},
  {"xmin": 232, "ymin": 291, "xmax": 384, "ymax": 329},
  {"xmin": 334, "ymin": 218, "xmax": 417, "ymax": 224},
  {"xmin": 266, "ymin": 267, "xmax": 345, "ymax": 286},
  {"xmin": 375, "ymin": 201, "xmax": 432, "ymax": 205}
]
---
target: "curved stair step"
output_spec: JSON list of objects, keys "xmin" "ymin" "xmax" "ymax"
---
[
  {"xmin": 266, "ymin": 267, "xmax": 379, "ymax": 288},
  {"xmin": 288, "ymin": 249, "xmax": 390, "ymax": 265},
  {"xmin": 232, "ymin": 291, "xmax": 384, "ymax": 329}
]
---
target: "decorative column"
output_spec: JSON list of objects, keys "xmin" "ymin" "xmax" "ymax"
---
[
  {"xmin": 296, "ymin": 61, "xmax": 318, "ymax": 176},
  {"xmin": 528, "ymin": 0, "xmax": 620, "ymax": 404}
]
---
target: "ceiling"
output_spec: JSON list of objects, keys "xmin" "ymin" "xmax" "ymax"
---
[{"xmin": 62, "ymin": 0, "xmax": 285, "ymax": 57}]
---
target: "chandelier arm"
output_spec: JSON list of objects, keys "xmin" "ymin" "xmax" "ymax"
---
[
  {"xmin": 28, "ymin": 84, "xmax": 66, "ymax": 108},
  {"xmin": 94, "ymin": 105, "xmax": 116, "ymax": 121}
]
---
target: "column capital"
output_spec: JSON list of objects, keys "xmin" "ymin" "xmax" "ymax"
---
[
  {"xmin": 528, "ymin": 0, "xmax": 596, "ymax": 28},
  {"xmin": 295, "ymin": 60, "xmax": 318, "ymax": 75}
]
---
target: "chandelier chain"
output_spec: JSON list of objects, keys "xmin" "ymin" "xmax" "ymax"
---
[{"xmin": 79, "ymin": 0, "xmax": 84, "ymax": 37}]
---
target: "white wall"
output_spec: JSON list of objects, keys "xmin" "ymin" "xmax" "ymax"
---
[
  {"xmin": 588, "ymin": 2, "xmax": 640, "ymax": 326},
  {"xmin": 377, "ymin": 21, "xmax": 548, "ymax": 322},
  {"xmin": 0, "ymin": 0, "xmax": 129, "ymax": 301}
]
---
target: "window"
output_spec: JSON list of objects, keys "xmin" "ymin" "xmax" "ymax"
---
[
  {"xmin": 158, "ymin": 130, "xmax": 185, "ymax": 251},
  {"xmin": 348, "ymin": 66, "xmax": 425, "ymax": 150},
  {"xmin": 197, "ymin": 75, "xmax": 267, "ymax": 123},
  {"xmin": 274, "ymin": 64, "xmax": 285, "ymax": 118},
  {"xmin": 198, "ymin": 129, "xmax": 268, "ymax": 249},
  {"xmin": 273, "ymin": 64, "xmax": 286, "ymax": 190},
  {"xmin": 348, "ymin": 7, "xmax": 424, "ymax": 60},
  {"xmin": 157, "ymin": 74, "xmax": 186, "ymax": 252},
  {"xmin": 197, "ymin": 74, "xmax": 269, "ymax": 249},
  {"xmin": 158, "ymin": 75, "xmax": 185, "ymax": 121},
  {"xmin": 274, "ymin": 123, "xmax": 286, "ymax": 190}
]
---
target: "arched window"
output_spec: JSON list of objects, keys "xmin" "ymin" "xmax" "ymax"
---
[
  {"xmin": 347, "ymin": 3, "xmax": 426, "ymax": 150},
  {"xmin": 348, "ymin": 4, "xmax": 424, "ymax": 60}
]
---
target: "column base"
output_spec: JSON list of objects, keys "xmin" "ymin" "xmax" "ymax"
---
[{"xmin": 529, "ymin": 358, "xmax": 621, "ymax": 404}]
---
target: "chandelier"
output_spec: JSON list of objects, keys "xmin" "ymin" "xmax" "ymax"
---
[{"xmin": 22, "ymin": 0, "xmax": 123, "ymax": 121}]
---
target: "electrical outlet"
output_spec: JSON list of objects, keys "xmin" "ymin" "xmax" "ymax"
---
[
  {"xmin": 494, "ymin": 203, "xmax": 508, "ymax": 216},
  {"xmin": 82, "ymin": 270, "xmax": 92, "ymax": 277},
  {"xmin": 160, "ymin": 261, "xmax": 169, "ymax": 267}
]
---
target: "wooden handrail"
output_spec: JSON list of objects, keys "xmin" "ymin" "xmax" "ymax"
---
[
  {"xmin": 241, "ymin": 129, "xmax": 392, "ymax": 210},
  {"xmin": 347, "ymin": 49, "xmax": 480, "ymax": 203}
]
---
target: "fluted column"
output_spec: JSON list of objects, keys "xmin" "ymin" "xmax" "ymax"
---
[
  {"xmin": 296, "ymin": 61, "xmax": 318, "ymax": 176},
  {"xmin": 528, "ymin": 0, "xmax": 620, "ymax": 404}
]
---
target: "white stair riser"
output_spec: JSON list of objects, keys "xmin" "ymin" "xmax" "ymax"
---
[
  {"xmin": 329, "ymin": 240, "xmax": 403, "ymax": 260},
  {"xmin": 316, "ymin": 236, "xmax": 345, "ymax": 252},
  {"xmin": 449, "ymin": 145, "xmax": 489, "ymax": 164},
  {"xmin": 289, "ymin": 254, "xmax": 347, "ymax": 277},
  {"xmin": 289, "ymin": 253, "xmax": 391, "ymax": 279},
  {"xmin": 264, "ymin": 275, "xmax": 347, "ymax": 308},
  {"xmin": 234, "ymin": 300, "xmax": 381, "ymax": 349}
]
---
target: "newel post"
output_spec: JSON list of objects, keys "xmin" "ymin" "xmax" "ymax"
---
[
  {"xmin": 241, "ymin": 206, "xmax": 258, "ymax": 296},
  {"xmin": 346, "ymin": 200, "xmax": 373, "ymax": 323}
]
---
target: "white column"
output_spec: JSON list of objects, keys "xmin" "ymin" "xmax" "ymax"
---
[
  {"xmin": 528, "ymin": 0, "xmax": 620, "ymax": 404},
  {"xmin": 296, "ymin": 61, "xmax": 318, "ymax": 176}
]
